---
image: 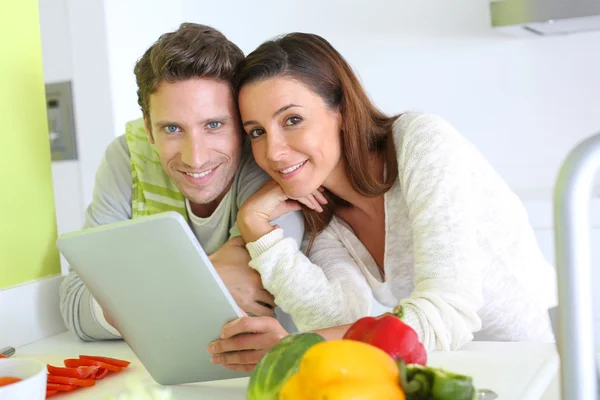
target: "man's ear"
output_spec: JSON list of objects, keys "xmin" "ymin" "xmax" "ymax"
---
[{"xmin": 143, "ymin": 116, "xmax": 155, "ymax": 144}]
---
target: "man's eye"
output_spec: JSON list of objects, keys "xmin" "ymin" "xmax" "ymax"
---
[
  {"xmin": 285, "ymin": 116, "xmax": 302, "ymax": 126},
  {"xmin": 165, "ymin": 125, "xmax": 180, "ymax": 133},
  {"xmin": 249, "ymin": 128, "xmax": 265, "ymax": 139},
  {"xmin": 207, "ymin": 121, "xmax": 222, "ymax": 129}
]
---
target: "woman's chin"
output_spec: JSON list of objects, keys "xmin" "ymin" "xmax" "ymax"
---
[{"xmin": 282, "ymin": 185, "xmax": 314, "ymax": 200}]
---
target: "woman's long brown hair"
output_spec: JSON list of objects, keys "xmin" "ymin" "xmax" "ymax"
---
[{"xmin": 233, "ymin": 33, "xmax": 399, "ymax": 253}]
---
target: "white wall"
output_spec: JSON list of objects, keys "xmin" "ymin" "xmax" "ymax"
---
[{"xmin": 103, "ymin": 0, "xmax": 185, "ymax": 138}]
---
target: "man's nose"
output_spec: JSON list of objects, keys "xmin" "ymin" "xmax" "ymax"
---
[{"xmin": 180, "ymin": 133, "xmax": 208, "ymax": 168}]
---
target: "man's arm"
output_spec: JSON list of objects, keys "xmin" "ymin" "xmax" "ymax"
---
[{"xmin": 59, "ymin": 135, "xmax": 132, "ymax": 341}]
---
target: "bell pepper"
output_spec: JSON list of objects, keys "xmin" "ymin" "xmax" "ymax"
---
[
  {"xmin": 79, "ymin": 355, "xmax": 131, "ymax": 368},
  {"xmin": 47, "ymin": 364, "xmax": 99, "ymax": 379},
  {"xmin": 279, "ymin": 339, "xmax": 405, "ymax": 400},
  {"xmin": 343, "ymin": 305, "xmax": 427, "ymax": 365},
  {"xmin": 95, "ymin": 368, "xmax": 109, "ymax": 379},
  {"xmin": 64, "ymin": 358, "xmax": 123, "ymax": 372},
  {"xmin": 46, "ymin": 383, "xmax": 78, "ymax": 392},
  {"xmin": 398, "ymin": 360, "xmax": 475, "ymax": 400},
  {"xmin": 47, "ymin": 375, "xmax": 96, "ymax": 387},
  {"xmin": 0, "ymin": 376, "xmax": 21, "ymax": 387}
]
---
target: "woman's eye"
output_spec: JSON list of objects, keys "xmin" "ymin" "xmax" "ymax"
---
[
  {"xmin": 207, "ymin": 121, "xmax": 222, "ymax": 129},
  {"xmin": 285, "ymin": 116, "xmax": 302, "ymax": 126},
  {"xmin": 165, "ymin": 125, "xmax": 180, "ymax": 133},
  {"xmin": 249, "ymin": 128, "xmax": 265, "ymax": 139}
]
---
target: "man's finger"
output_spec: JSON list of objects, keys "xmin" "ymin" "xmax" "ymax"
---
[
  {"xmin": 210, "ymin": 331, "xmax": 282, "ymax": 354},
  {"xmin": 256, "ymin": 290, "xmax": 275, "ymax": 308},
  {"xmin": 211, "ymin": 349, "xmax": 266, "ymax": 366},
  {"xmin": 220, "ymin": 316, "xmax": 280, "ymax": 339},
  {"xmin": 220, "ymin": 363, "xmax": 256, "ymax": 373},
  {"xmin": 246, "ymin": 301, "xmax": 274, "ymax": 317}
]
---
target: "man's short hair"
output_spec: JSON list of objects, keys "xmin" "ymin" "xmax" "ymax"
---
[{"xmin": 134, "ymin": 23, "xmax": 244, "ymax": 119}]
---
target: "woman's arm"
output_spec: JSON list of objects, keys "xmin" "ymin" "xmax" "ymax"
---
[
  {"xmin": 394, "ymin": 113, "xmax": 486, "ymax": 351},
  {"xmin": 236, "ymin": 180, "xmax": 373, "ymax": 332}
]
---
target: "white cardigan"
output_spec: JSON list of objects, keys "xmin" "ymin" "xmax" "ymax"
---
[{"xmin": 246, "ymin": 112, "xmax": 558, "ymax": 351}]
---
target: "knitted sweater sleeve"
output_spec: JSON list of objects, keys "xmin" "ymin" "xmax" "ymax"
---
[
  {"xmin": 394, "ymin": 113, "xmax": 484, "ymax": 351},
  {"xmin": 246, "ymin": 227, "xmax": 373, "ymax": 332}
]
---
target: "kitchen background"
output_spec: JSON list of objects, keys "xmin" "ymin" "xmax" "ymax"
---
[{"xmin": 2, "ymin": 0, "xmax": 600, "ymax": 348}]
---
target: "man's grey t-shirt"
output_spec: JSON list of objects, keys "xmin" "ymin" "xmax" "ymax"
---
[{"xmin": 60, "ymin": 134, "xmax": 304, "ymax": 341}]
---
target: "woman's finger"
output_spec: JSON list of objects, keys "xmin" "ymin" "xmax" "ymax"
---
[
  {"xmin": 297, "ymin": 195, "xmax": 323, "ymax": 212},
  {"xmin": 307, "ymin": 195, "xmax": 323, "ymax": 212},
  {"xmin": 312, "ymin": 190, "xmax": 328, "ymax": 205}
]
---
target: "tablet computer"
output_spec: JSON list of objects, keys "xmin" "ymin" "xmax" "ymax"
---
[{"xmin": 56, "ymin": 211, "xmax": 249, "ymax": 385}]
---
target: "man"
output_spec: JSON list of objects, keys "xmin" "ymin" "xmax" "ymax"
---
[{"xmin": 59, "ymin": 23, "xmax": 303, "ymax": 342}]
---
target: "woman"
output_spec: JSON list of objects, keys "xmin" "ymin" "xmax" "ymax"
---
[{"xmin": 207, "ymin": 33, "xmax": 557, "ymax": 372}]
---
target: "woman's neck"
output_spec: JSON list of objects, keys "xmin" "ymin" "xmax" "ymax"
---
[{"xmin": 323, "ymin": 155, "xmax": 384, "ymax": 216}]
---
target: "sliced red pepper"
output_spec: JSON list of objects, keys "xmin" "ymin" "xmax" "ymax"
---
[
  {"xmin": 46, "ymin": 389, "xmax": 59, "ymax": 398},
  {"xmin": 0, "ymin": 354, "xmax": 6, "ymax": 359},
  {"xmin": 47, "ymin": 364, "xmax": 98, "ymax": 379},
  {"xmin": 343, "ymin": 305, "xmax": 428, "ymax": 365},
  {"xmin": 64, "ymin": 358, "xmax": 122, "ymax": 372},
  {"xmin": 47, "ymin": 375, "xmax": 96, "ymax": 387},
  {"xmin": 95, "ymin": 368, "xmax": 109, "ymax": 380},
  {"xmin": 0, "ymin": 376, "xmax": 21, "ymax": 386},
  {"xmin": 79, "ymin": 355, "xmax": 131, "ymax": 368},
  {"xmin": 46, "ymin": 382, "xmax": 78, "ymax": 392}
]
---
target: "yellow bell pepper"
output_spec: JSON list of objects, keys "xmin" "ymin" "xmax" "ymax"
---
[{"xmin": 279, "ymin": 339, "xmax": 405, "ymax": 400}]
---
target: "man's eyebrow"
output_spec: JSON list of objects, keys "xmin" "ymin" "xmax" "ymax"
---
[
  {"xmin": 243, "ymin": 104, "xmax": 302, "ymax": 127},
  {"xmin": 154, "ymin": 116, "xmax": 232, "ymax": 127}
]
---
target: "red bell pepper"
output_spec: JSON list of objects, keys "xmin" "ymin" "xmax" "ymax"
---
[
  {"xmin": 0, "ymin": 376, "xmax": 21, "ymax": 387},
  {"xmin": 79, "ymin": 355, "xmax": 131, "ymax": 368},
  {"xmin": 46, "ymin": 389, "xmax": 59, "ymax": 398},
  {"xmin": 64, "ymin": 358, "xmax": 122, "ymax": 372},
  {"xmin": 46, "ymin": 382, "xmax": 78, "ymax": 392},
  {"xmin": 47, "ymin": 364, "xmax": 98, "ymax": 379},
  {"xmin": 343, "ymin": 305, "xmax": 427, "ymax": 365},
  {"xmin": 95, "ymin": 368, "xmax": 109, "ymax": 379},
  {"xmin": 47, "ymin": 375, "xmax": 96, "ymax": 387}
]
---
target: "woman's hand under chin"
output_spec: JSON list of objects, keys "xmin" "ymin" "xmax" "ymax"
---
[{"xmin": 237, "ymin": 179, "xmax": 328, "ymax": 243}]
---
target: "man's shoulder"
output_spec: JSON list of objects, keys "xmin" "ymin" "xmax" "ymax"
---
[
  {"xmin": 231, "ymin": 138, "xmax": 270, "ymax": 206},
  {"xmin": 105, "ymin": 134, "xmax": 131, "ymax": 160}
]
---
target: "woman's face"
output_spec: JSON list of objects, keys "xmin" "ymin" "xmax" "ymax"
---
[{"xmin": 238, "ymin": 77, "xmax": 343, "ymax": 198}]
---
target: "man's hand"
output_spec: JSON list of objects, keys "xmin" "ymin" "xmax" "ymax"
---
[
  {"xmin": 210, "ymin": 237, "xmax": 275, "ymax": 317},
  {"xmin": 207, "ymin": 317, "xmax": 289, "ymax": 372}
]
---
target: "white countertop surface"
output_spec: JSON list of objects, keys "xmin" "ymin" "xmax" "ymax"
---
[{"xmin": 16, "ymin": 331, "xmax": 559, "ymax": 399}]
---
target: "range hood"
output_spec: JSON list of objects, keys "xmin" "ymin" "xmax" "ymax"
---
[{"xmin": 490, "ymin": 0, "xmax": 600, "ymax": 36}]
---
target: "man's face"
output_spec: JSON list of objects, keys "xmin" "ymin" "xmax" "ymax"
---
[{"xmin": 145, "ymin": 78, "xmax": 242, "ymax": 213}]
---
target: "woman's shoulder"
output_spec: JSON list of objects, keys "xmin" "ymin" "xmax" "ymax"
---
[
  {"xmin": 391, "ymin": 111, "xmax": 475, "ymax": 165},
  {"xmin": 392, "ymin": 111, "xmax": 458, "ymax": 143}
]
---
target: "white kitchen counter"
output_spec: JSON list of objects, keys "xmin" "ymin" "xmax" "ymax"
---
[{"xmin": 15, "ymin": 331, "xmax": 560, "ymax": 399}]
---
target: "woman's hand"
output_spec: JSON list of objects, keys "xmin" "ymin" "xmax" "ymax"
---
[
  {"xmin": 207, "ymin": 316, "xmax": 289, "ymax": 372},
  {"xmin": 238, "ymin": 180, "xmax": 328, "ymax": 243}
]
